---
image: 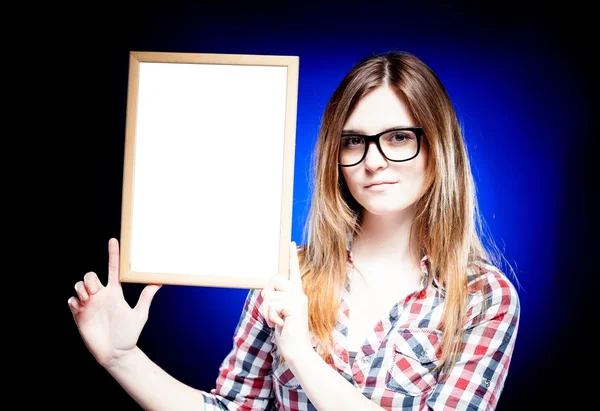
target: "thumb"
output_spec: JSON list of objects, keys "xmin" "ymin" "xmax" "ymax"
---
[{"xmin": 134, "ymin": 284, "xmax": 162, "ymax": 320}]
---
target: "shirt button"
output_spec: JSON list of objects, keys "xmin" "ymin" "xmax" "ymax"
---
[{"xmin": 361, "ymin": 357, "xmax": 369, "ymax": 364}]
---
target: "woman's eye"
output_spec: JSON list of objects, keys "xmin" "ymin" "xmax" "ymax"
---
[
  {"xmin": 387, "ymin": 131, "xmax": 416, "ymax": 143},
  {"xmin": 390, "ymin": 133, "xmax": 408, "ymax": 141},
  {"xmin": 343, "ymin": 137, "xmax": 364, "ymax": 146}
]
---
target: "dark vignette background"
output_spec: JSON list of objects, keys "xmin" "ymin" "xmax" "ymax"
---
[{"xmin": 55, "ymin": 1, "xmax": 597, "ymax": 409}]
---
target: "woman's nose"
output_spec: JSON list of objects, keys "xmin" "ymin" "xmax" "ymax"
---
[{"xmin": 363, "ymin": 142, "xmax": 388, "ymax": 170}]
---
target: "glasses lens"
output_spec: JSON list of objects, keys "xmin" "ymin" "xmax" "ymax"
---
[
  {"xmin": 339, "ymin": 129, "xmax": 419, "ymax": 166},
  {"xmin": 339, "ymin": 136, "xmax": 366, "ymax": 166},
  {"xmin": 379, "ymin": 129, "xmax": 419, "ymax": 161}
]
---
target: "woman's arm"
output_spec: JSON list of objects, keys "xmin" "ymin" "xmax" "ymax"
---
[
  {"xmin": 70, "ymin": 239, "xmax": 274, "ymax": 411},
  {"xmin": 287, "ymin": 348, "xmax": 385, "ymax": 411},
  {"xmin": 201, "ymin": 288, "xmax": 276, "ymax": 410},
  {"xmin": 103, "ymin": 347, "xmax": 206, "ymax": 411},
  {"xmin": 261, "ymin": 243, "xmax": 385, "ymax": 410},
  {"xmin": 100, "ymin": 288, "xmax": 276, "ymax": 411},
  {"xmin": 100, "ymin": 289, "xmax": 275, "ymax": 411},
  {"xmin": 426, "ymin": 270, "xmax": 521, "ymax": 410},
  {"xmin": 69, "ymin": 238, "xmax": 205, "ymax": 410}
]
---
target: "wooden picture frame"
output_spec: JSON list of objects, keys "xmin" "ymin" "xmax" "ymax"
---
[{"xmin": 118, "ymin": 51, "xmax": 299, "ymax": 289}]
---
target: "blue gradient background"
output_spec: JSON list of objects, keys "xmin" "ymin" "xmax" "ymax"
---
[{"xmin": 64, "ymin": 2, "xmax": 596, "ymax": 409}]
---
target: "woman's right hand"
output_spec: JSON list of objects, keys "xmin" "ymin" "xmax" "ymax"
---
[{"xmin": 68, "ymin": 238, "xmax": 161, "ymax": 368}]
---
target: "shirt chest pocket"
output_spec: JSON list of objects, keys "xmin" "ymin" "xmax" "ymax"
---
[
  {"xmin": 271, "ymin": 355, "xmax": 301, "ymax": 389},
  {"xmin": 385, "ymin": 328, "xmax": 442, "ymax": 396},
  {"xmin": 270, "ymin": 352, "xmax": 318, "ymax": 410}
]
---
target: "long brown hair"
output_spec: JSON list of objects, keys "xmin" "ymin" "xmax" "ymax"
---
[{"xmin": 298, "ymin": 51, "xmax": 508, "ymax": 374}]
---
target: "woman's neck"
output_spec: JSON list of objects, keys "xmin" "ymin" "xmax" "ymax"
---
[{"xmin": 352, "ymin": 206, "xmax": 420, "ymax": 269}]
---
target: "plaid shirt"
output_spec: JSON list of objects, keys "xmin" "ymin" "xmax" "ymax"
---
[{"xmin": 201, "ymin": 254, "xmax": 520, "ymax": 410}]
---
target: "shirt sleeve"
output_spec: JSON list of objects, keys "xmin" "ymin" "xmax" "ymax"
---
[
  {"xmin": 201, "ymin": 288, "xmax": 276, "ymax": 410},
  {"xmin": 426, "ymin": 270, "xmax": 521, "ymax": 410}
]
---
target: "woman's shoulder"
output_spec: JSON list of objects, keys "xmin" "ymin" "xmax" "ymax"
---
[
  {"xmin": 240, "ymin": 287, "xmax": 268, "ymax": 319},
  {"xmin": 465, "ymin": 260, "xmax": 521, "ymax": 321}
]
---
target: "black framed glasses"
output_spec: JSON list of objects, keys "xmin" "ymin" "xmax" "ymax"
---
[{"xmin": 338, "ymin": 127, "xmax": 424, "ymax": 167}]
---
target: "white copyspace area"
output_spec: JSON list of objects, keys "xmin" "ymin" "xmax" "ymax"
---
[{"xmin": 129, "ymin": 62, "xmax": 288, "ymax": 280}]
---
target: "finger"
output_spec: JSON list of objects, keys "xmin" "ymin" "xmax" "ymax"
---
[
  {"xmin": 289, "ymin": 241, "xmax": 302, "ymax": 288},
  {"xmin": 261, "ymin": 290, "xmax": 289, "ymax": 328},
  {"xmin": 107, "ymin": 238, "xmax": 120, "ymax": 286},
  {"xmin": 262, "ymin": 290, "xmax": 289, "ymax": 303},
  {"xmin": 68, "ymin": 296, "xmax": 83, "ymax": 316},
  {"xmin": 262, "ymin": 296, "xmax": 287, "ymax": 328},
  {"xmin": 268, "ymin": 303, "xmax": 285, "ymax": 327},
  {"xmin": 261, "ymin": 297, "xmax": 275, "ymax": 328},
  {"xmin": 272, "ymin": 275, "xmax": 293, "ymax": 292},
  {"xmin": 74, "ymin": 280, "xmax": 89, "ymax": 303},
  {"xmin": 260, "ymin": 277, "xmax": 275, "ymax": 300},
  {"xmin": 134, "ymin": 284, "xmax": 162, "ymax": 321},
  {"xmin": 258, "ymin": 279, "xmax": 274, "ymax": 327},
  {"xmin": 270, "ymin": 299, "xmax": 294, "ymax": 319},
  {"xmin": 260, "ymin": 275, "xmax": 280, "ymax": 309},
  {"xmin": 83, "ymin": 271, "xmax": 103, "ymax": 295},
  {"xmin": 261, "ymin": 271, "xmax": 279, "ymax": 294}
]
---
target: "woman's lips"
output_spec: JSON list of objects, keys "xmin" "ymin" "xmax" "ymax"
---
[{"xmin": 365, "ymin": 181, "xmax": 397, "ymax": 190}]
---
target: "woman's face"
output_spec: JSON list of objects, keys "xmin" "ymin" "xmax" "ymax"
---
[{"xmin": 340, "ymin": 85, "xmax": 428, "ymax": 217}]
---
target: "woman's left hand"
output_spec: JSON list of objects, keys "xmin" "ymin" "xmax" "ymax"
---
[{"xmin": 260, "ymin": 241, "xmax": 312, "ymax": 362}]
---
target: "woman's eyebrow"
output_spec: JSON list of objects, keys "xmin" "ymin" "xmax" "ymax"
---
[
  {"xmin": 341, "ymin": 128, "xmax": 364, "ymax": 134},
  {"xmin": 341, "ymin": 126, "xmax": 412, "ymax": 134}
]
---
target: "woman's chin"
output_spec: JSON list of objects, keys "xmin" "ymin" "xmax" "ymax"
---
[{"xmin": 361, "ymin": 203, "xmax": 413, "ymax": 217}]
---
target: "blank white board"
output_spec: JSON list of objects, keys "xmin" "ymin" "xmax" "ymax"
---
[{"xmin": 119, "ymin": 51, "xmax": 299, "ymax": 288}]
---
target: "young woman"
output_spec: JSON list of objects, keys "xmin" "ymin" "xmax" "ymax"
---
[{"xmin": 68, "ymin": 51, "xmax": 520, "ymax": 410}]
